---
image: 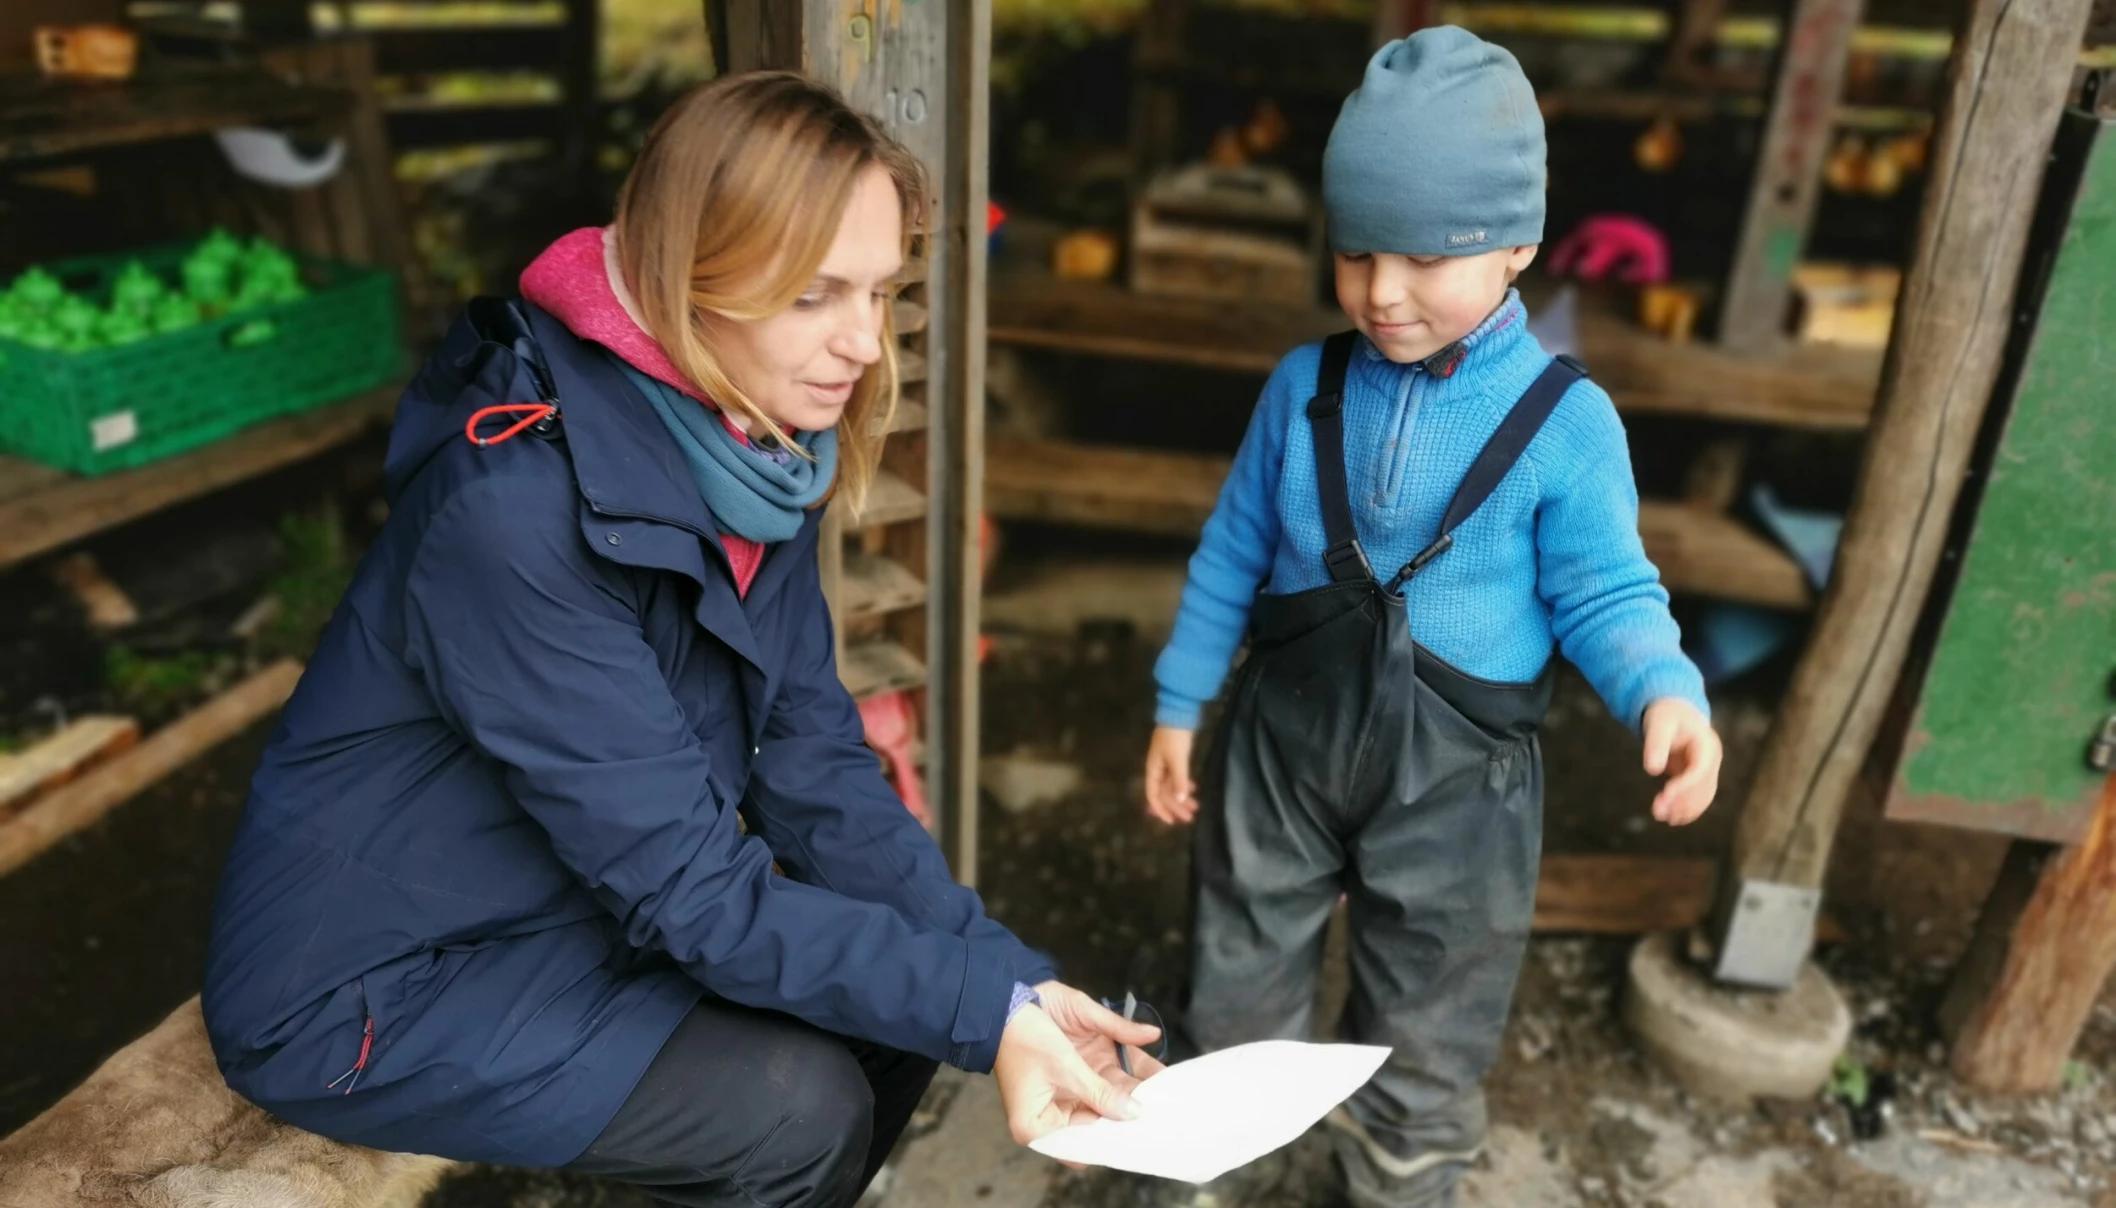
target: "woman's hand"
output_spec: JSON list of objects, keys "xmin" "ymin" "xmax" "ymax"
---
[
  {"xmin": 1145, "ymin": 727, "xmax": 1198, "ymax": 825},
  {"xmin": 1642, "ymin": 699, "xmax": 1722, "ymax": 825},
  {"xmin": 994, "ymin": 981, "xmax": 1166, "ymax": 1146}
]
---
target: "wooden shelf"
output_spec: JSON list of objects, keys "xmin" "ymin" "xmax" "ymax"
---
[
  {"xmin": 893, "ymin": 298, "xmax": 928, "ymax": 334},
  {"xmin": 889, "ymin": 397, "xmax": 929, "ymax": 434},
  {"xmin": 842, "ymin": 552, "xmax": 927, "ymax": 621},
  {"xmin": 988, "ymin": 437, "xmax": 1221, "ymax": 539},
  {"xmin": 840, "ymin": 639, "xmax": 926, "ymax": 701},
  {"xmin": 987, "ymin": 275, "xmax": 1883, "ymax": 432},
  {"xmin": 988, "ymin": 437, "xmax": 1814, "ymax": 610},
  {"xmin": 854, "ymin": 469, "xmax": 926, "ymax": 529},
  {"xmin": 1636, "ymin": 500, "xmax": 1815, "ymax": 611},
  {"xmin": 898, "ymin": 348, "xmax": 928, "ymax": 385},
  {"xmin": 0, "ymin": 385, "xmax": 401, "ymax": 571},
  {"xmin": 0, "ymin": 68, "xmax": 349, "ymax": 164}
]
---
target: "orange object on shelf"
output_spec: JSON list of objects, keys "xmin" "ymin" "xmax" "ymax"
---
[
  {"xmin": 857, "ymin": 690, "xmax": 928, "ymax": 824},
  {"xmin": 1638, "ymin": 283, "xmax": 1701, "ymax": 344},
  {"xmin": 34, "ymin": 24, "xmax": 136, "ymax": 80}
]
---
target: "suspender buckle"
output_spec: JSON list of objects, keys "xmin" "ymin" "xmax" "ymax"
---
[
  {"xmin": 1385, "ymin": 533, "xmax": 1455, "ymax": 595},
  {"xmin": 1323, "ymin": 540, "xmax": 1374, "ymax": 583},
  {"xmin": 1408, "ymin": 533, "xmax": 1454, "ymax": 575}
]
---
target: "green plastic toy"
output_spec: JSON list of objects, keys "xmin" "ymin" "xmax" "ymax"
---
[
  {"xmin": 54, "ymin": 296, "xmax": 100, "ymax": 342},
  {"xmin": 112, "ymin": 261, "xmax": 166, "ymax": 315},
  {"xmin": 98, "ymin": 310, "xmax": 151, "ymax": 346},
  {"xmin": 195, "ymin": 228, "xmax": 244, "ymax": 267},
  {"xmin": 9, "ymin": 268, "xmax": 63, "ymax": 313},
  {"xmin": 151, "ymin": 294, "xmax": 201, "ymax": 335},
  {"xmin": 182, "ymin": 256, "xmax": 233, "ymax": 309}
]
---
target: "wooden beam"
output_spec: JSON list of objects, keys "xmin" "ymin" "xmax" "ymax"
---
[
  {"xmin": 0, "ymin": 388, "xmax": 398, "ymax": 572},
  {"xmin": 0, "ymin": 68, "xmax": 348, "ymax": 165},
  {"xmin": 987, "ymin": 438, "xmax": 1813, "ymax": 609},
  {"xmin": 0, "ymin": 717, "xmax": 139, "ymax": 818},
  {"xmin": 1942, "ymin": 777, "xmax": 2116, "ymax": 1092},
  {"xmin": 1663, "ymin": 0, "xmax": 1732, "ymax": 85},
  {"xmin": 1713, "ymin": 0, "xmax": 2095, "ymax": 961},
  {"xmin": 1371, "ymin": 0, "xmax": 1440, "ymax": 45},
  {"xmin": 1534, "ymin": 854, "xmax": 1843, "ymax": 938},
  {"xmin": 1637, "ymin": 501, "xmax": 1813, "ymax": 610},
  {"xmin": 1129, "ymin": 0, "xmax": 1190, "ymax": 178},
  {"xmin": 931, "ymin": 0, "xmax": 992, "ymax": 885},
  {"xmin": 558, "ymin": 0, "xmax": 599, "ymax": 202},
  {"xmin": 988, "ymin": 277, "xmax": 1883, "ymax": 430},
  {"xmin": 1719, "ymin": 0, "xmax": 1866, "ymax": 350},
  {"xmin": 702, "ymin": 0, "xmax": 730, "ymax": 77},
  {"xmin": 720, "ymin": 0, "xmax": 982, "ymax": 874},
  {"xmin": 0, "ymin": 663, "xmax": 301, "ymax": 879},
  {"xmin": 49, "ymin": 553, "xmax": 139, "ymax": 629},
  {"xmin": 987, "ymin": 437, "xmax": 1221, "ymax": 539},
  {"xmin": 718, "ymin": 0, "xmax": 804, "ymax": 75}
]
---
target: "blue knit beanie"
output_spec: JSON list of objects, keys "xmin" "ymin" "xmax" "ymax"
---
[{"xmin": 1322, "ymin": 26, "xmax": 1546, "ymax": 256}]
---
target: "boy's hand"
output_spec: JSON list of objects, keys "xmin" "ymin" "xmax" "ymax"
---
[
  {"xmin": 1642, "ymin": 699, "xmax": 1721, "ymax": 826},
  {"xmin": 1145, "ymin": 727, "xmax": 1198, "ymax": 825}
]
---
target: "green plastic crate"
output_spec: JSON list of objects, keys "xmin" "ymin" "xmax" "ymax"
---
[{"xmin": 0, "ymin": 246, "xmax": 401, "ymax": 475}]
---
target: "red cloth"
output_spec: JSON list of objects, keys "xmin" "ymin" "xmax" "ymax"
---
[{"xmin": 520, "ymin": 228, "xmax": 765, "ymax": 596}]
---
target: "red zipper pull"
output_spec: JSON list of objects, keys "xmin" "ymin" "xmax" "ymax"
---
[
  {"xmin": 465, "ymin": 402, "xmax": 558, "ymax": 447},
  {"xmin": 325, "ymin": 1015, "xmax": 376, "ymax": 1095}
]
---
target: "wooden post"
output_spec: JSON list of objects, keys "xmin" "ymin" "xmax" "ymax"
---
[
  {"xmin": 702, "ymin": 0, "xmax": 730, "ymax": 76},
  {"xmin": 930, "ymin": 0, "xmax": 990, "ymax": 886},
  {"xmin": 718, "ymin": 1, "xmax": 986, "ymax": 881},
  {"xmin": 1128, "ymin": 0, "xmax": 1188, "ymax": 181},
  {"xmin": 1942, "ymin": 777, "xmax": 2116, "ymax": 1091},
  {"xmin": 560, "ymin": 0, "xmax": 601, "ymax": 206},
  {"xmin": 1663, "ymin": 0, "xmax": 1730, "ymax": 85},
  {"xmin": 1716, "ymin": 0, "xmax": 1864, "ymax": 350},
  {"xmin": 1708, "ymin": 0, "xmax": 2095, "ymax": 988},
  {"xmin": 720, "ymin": 0, "xmax": 804, "ymax": 76},
  {"xmin": 1371, "ymin": 0, "xmax": 1439, "ymax": 44}
]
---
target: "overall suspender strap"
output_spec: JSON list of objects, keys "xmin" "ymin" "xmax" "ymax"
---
[
  {"xmin": 1307, "ymin": 331, "xmax": 1371, "ymax": 584},
  {"xmin": 1385, "ymin": 353, "xmax": 1589, "ymax": 593}
]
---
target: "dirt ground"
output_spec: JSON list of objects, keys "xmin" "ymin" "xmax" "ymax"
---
[
  {"xmin": 3, "ymin": 505, "xmax": 2112, "ymax": 1207},
  {"xmin": 967, "ymin": 540, "xmax": 2116, "ymax": 1208}
]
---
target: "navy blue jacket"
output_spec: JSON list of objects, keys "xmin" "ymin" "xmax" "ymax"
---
[{"xmin": 202, "ymin": 302, "xmax": 1051, "ymax": 1167}]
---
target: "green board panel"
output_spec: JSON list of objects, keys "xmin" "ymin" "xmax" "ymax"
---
[{"xmin": 1888, "ymin": 112, "xmax": 2116, "ymax": 842}]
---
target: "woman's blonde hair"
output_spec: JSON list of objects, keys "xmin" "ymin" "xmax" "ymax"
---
[{"xmin": 614, "ymin": 71, "xmax": 925, "ymax": 511}]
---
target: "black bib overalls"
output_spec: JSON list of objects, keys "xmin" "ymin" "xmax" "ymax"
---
[{"xmin": 1186, "ymin": 333, "xmax": 1585, "ymax": 1207}]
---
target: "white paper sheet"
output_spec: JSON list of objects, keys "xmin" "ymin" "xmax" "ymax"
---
[{"xmin": 1028, "ymin": 1041, "xmax": 1389, "ymax": 1184}]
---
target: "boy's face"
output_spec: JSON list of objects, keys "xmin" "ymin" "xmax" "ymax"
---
[{"xmin": 1333, "ymin": 245, "xmax": 1538, "ymax": 364}]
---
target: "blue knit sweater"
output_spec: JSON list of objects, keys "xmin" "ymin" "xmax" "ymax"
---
[{"xmin": 1154, "ymin": 291, "xmax": 1708, "ymax": 732}]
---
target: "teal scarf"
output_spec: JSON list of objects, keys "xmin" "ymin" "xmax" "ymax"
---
[{"xmin": 619, "ymin": 363, "xmax": 836, "ymax": 543}]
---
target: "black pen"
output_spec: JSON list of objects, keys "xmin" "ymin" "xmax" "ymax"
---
[{"xmin": 1117, "ymin": 990, "xmax": 1138, "ymax": 1077}]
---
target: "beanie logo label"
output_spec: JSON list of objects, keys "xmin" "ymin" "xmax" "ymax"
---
[{"xmin": 1446, "ymin": 229, "xmax": 1489, "ymax": 248}]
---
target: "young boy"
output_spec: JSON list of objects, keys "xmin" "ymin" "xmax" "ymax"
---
[{"xmin": 1142, "ymin": 27, "xmax": 1723, "ymax": 1208}]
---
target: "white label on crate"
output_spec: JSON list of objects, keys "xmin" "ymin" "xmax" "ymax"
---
[{"xmin": 90, "ymin": 411, "xmax": 139, "ymax": 451}]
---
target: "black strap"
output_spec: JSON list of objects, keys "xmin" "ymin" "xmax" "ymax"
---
[
  {"xmin": 1386, "ymin": 353, "xmax": 1589, "ymax": 591},
  {"xmin": 1306, "ymin": 331, "xmax": 1369, "ymax": 583}
]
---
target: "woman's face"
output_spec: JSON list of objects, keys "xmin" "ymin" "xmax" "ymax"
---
[{"xmin": 712, "ymin": 164, "xmax": 904, "ymax": 433}]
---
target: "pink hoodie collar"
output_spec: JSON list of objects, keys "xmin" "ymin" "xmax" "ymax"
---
[{"xmin": 519, "ymin": 226, "xmax": 711, "ymax": 404}]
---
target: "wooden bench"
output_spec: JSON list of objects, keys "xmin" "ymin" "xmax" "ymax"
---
[{"xmin": 0, "ymin": 997, "xmax": 454, "ymax": 1208}]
